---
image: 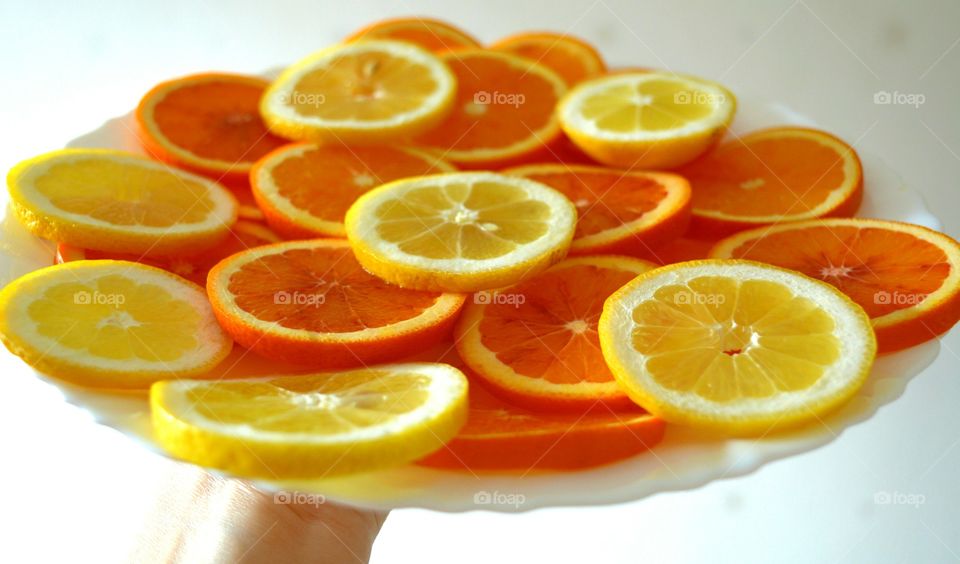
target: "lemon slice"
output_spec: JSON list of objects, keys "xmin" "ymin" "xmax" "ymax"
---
[
  {"xmin": 7, "ymin": 149, "xmax": 238, "ymax": 256},
  {"xmin": 345, "ymin": 172, "xmax": 577, "ymax": 292},
  {"xmin": 261, "ymin": 40, "xmax": 457, "ymax": 143},
  {"xmin": 558, "ymin": 71, "xmax": 736, "ymax": 168},
  {"xmin": 599, "ymin": 260, "xmax": 876, "ymax": 434},
  {"xmin": 0, "ymin": 261, "xmax": 233, "ymax": 388},
  {"xmin": 150, "ymin": 362, "xmax": 469, "ymax": 477}
]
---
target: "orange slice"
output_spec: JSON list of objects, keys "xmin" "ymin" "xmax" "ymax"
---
[
  {"xmin": 490, "ymin": 31, "xmax": 606, "ymax": 86},
  {"xmin": 455, "ymin": 255, "xmax": 656, "ymax": 409},
  {"xmin": 136, "ymin": 73, "xmax": 289, "ymax": 183},
  {"xmin": 261, "ymin": 40, "xmax": 457, "ymax": 143},
  {"xmin": 709, "ymin": 219, "xmax": 960, "ymax": 352},
  {"xmin": 56, "ymin": 221, "xmax": 281, "ymax": 286},
  {"xmin": 416, "ymin": 345, "xmax": 664, "ymax": 472},
  {"xmin": 250, "ymin": 143, "xmax": 455, "ymax": 238},
  {"xmin": 206, "ymin": 239, "xmax": 466, "ymax": 367},
  {"xmin": 345, "ymin": 17, "xmax": 481, "ymax": 52},
  {"xmin": 679, "ymin": 127, "xmax": 863, "ymax": 237},
  {"xmin": 504, "ymin": 163, "xmax": 691, "ymax": 256},
  {"xmin": 415, "ymin": 50, "xmax": 567, "ymax": 168}
]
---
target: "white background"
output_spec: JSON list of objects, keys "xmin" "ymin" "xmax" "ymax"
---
[{"xmin": 1, "ymin": 0, "xmax": 959, "ymax": 562}]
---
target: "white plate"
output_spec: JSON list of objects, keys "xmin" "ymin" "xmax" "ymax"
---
[{"xmin": 0, "ymin": 95, "xmax": 944, "ymax": 513}]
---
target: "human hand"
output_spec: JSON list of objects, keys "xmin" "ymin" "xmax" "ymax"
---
[{"xmin": 133, "ymin": 465, "xmax": 387, "ymax": 563}]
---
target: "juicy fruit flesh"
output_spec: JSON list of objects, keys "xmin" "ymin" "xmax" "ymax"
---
[
  {"xmin": 518, "ymin": 170, "xmax": 668, "ymax": 238},
  {"xmin": 29, "ymin": 275, "xmax": 202, "ymax": 362},
  {"xmin": 152, "ymin": 80, "xmax": 287, "ymax": 162},
  {"xmin": 479, "ymin": 264, "xmax": 637, "ymax": 384},
  {"xmin": 580, "ymin": 79, "xmax": 716, "ymax": 132},
  {"xmin": 289, "ymin": 51, "xmax": 439, "ymax": 120},
  {"xmin": 416, "ymin": 53, "xmax": 560, "ymax": 151},
  {"xmin": 682, "ymin": 136, "xmax": 848, "ymax": 216},
  {"xmin": 725, "ymin": 226, "xmax": 950, "ymax": 318},
  {"xmin": 631, "ymin": 276, "xmax": 840, "ymax": 402},
  {"xmin": 187, "ymin": 370, "xmax": 430, "ymax": 434},
  {"xmin": 227, "ymin": 246, "xmax": 442, "ymax": 332},
  {"xmin": 374, "ymin": 181, "xmax": 552, "ymax": 260},
  {"xmin": 35, "ymin": 159, "xmax": 215, "ymax": 226},
  {"xmin": 269, "ymin": 146, "xmax": 447, "ymax": 221}
]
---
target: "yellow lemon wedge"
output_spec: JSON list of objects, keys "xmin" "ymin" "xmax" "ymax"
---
[
  {"xmin": 0, "ymin": 261, "xmax": 232, "ymax": 388},
  {"xmin": 345, "ymin": 172, "xmax": 577, "ymax": 292},
  {"xmin": 7, "ymin": 149, "xmax": 238, "ymax": 256},
  {"xmin": 558, "ymin": 71, "xmax": 735, "ymax": 168},
  {"xmin": 260, "ymin": 40, "xmax": 457, "ymax": 143},
  {"xmin": 599, "ymin": 260, "xmax": 876, "ymax": 435},
  {"xmin": 150, "ymin": 362, "xmax": 469, "ymax": 478}
]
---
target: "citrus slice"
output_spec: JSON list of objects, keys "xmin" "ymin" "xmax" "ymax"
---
[
  {"xmin": 419, "ymin": 357, "xmax": 664, "ymax": 471},
  {"xmin": 7, "ymin": 149, "xmax": 238, "ymax": 256},
  {"xmin": 599, "ymin": 260, "xmax": 876, "ymax": 434},
  {"xmin": 504, "ymin": 163, "xmax": 691, "ymax": 256},
  {"xmin": 0, "ymin": 261, "xmax": 232, "ymax": 388},
  {"xmin": 709, "ymin": 219, "xmax": 960, "ymax": 352},
  {"xmin": 414, "ymin": 50, "xmax": 567, "ymax": 168},
  {"xmin": 345, "ymin": 17, "xmax": 481, "ymax": 52},
  {"xmin": 136, "ymin": 73, "xmax": 288, "ymax": 182},
  {"xmin": 260, "ymin": 40, "xmax": 456, "ymax": 143},
  {"xmin": 344, "ymin": 172, "xmax": 577, "ymax": 292},
  {"xmin": 56, "ymin": 221, "xmax": 281, "ymax": 286},
  {"xmin": 558, "ymin": 71, "xmax": 736, "ymax": 168},
  {"xmin": 489, "ymin": 31, "xmax": 606, "ymax": 86},
  {"xmin": 206, "ymin": 239, "xmax": 465, "ymax": 367},
  {"xmin": 456, "ymin": 255, "xmax": 656, "ymax": 409},
  {"xmin": 151, "ymin": 362, "xmax": 468, "ymax": 477},
  {"xmin": 251, "ymin": 143, "xmax": 456, "ymax": 238},
  {"xmin": 679, "ymin": 127, "xmax": 863, "ymax": 237}
]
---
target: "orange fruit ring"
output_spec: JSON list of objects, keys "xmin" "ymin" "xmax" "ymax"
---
[{"xmin": 206, "ymin": 238, "xmax": 466, "ymax": 367}]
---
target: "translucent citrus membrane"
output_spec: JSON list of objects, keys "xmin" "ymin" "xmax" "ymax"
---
[
  {"xmin": 28, "ymin": 275, "xmax": 202, "ymax": 362},
  {"xmin": 374, "ymin": 181, "xmax": 552, "ymax": 260},
  {"xmin": 630, "ymin": 276, "xmax": 840, "ymax": 402},
  {"xmin": 226, "ymin": 246, "xmax": 442, "ymax": 332},
  {"xmin": 580, "ymin": 79, "xmax": 716, "ymax": 132},
  {"xmin": 185, "ymin": 370, "xmax": 430, "ymax": 433},
  {"xmin": 35, "ymin": 159, "xmax": 215, "ymax": 226},
  {"xmin": 289, "ymin": 51, "xmax": 440, "ymax": 120},
  {"xmin": 151, "ymin": 80, "xmax": 287, "ymax": 163}
]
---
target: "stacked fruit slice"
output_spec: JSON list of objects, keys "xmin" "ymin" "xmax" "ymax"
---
[{"xmin": 2, "ymin": 16, "xmax": 959, "ymax": 483}]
